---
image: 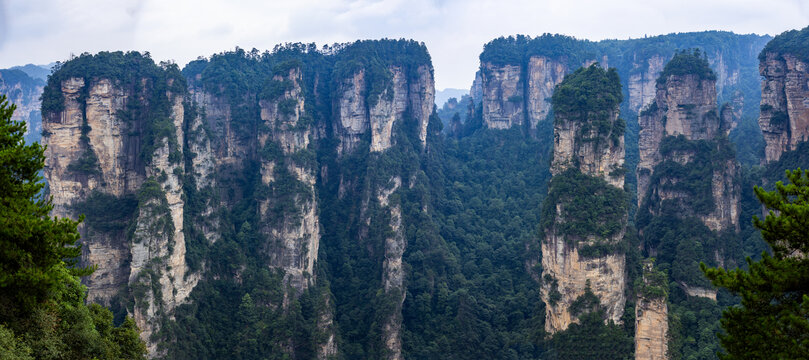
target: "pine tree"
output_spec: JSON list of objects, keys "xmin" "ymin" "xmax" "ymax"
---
[{"xmin": 703, "ymin": 169, "xmax": 809, "ymax": 359}]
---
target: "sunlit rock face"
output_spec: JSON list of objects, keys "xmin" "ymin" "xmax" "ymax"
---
[{"xmin": 43, "ymin": 76, "xmax": 198, "ymax": 356}]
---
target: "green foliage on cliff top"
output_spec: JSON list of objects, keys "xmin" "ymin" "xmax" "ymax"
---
[
  {"xmin": 332, "ymin": 39, "xmax": 432, "ymax": 109},
  {"xmin": 42, "ymin": 51, "xmax": 185, "ymax": 115},
  {"xmin": 634, "ymin": 260, "xmax": 669, "ymax": 299},
  {"xmin": 479, "ymin": 34, "xmax": 598, "ymax": 69},
  {"xmin": 759, "ymin": 25, "xmax": 809, "ymax": 63},
  {"xmin": 551, "ymin": 64, "xmax": 623, "ymax": 125},
  {"xmin": 42, "ymin": 51, "xmax": 186, "ymax": 165},
  {"xmin": 656, "ymin": 48, "xmax": 717, "ymax": 84}
]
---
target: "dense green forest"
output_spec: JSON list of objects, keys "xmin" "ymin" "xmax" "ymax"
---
[
  {"xmin": 25, "ymin": 28, "xmax": 809, "ymax": 359},
  {"xmin": 477, "ymin": 31, "xmax": 770, "ymax": 185},
  {"xmin": 656, "ymin": 49, "xmax": 716, "ymax": 84},
  {"xmin": 165, "ymin": 40, "xmax": 638, "ymax": 358}
]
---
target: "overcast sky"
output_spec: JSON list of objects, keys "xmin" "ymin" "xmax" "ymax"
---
[{"xmin": 1, "ymin": 0, "xmax": 807, "ymax": 90}]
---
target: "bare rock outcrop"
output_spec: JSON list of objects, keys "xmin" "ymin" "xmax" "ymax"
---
[
  {"xmin": 541, "ymin": 65, "xmax": 628, "ymax": 333},
  {"xmin": 258, "ymin": 67, "xmax": 320, "ymax": 295},
  {"xmin": 552, "ymin": 107, "xmax": 625, "ymax": 188},
  {"xmin": 759, "ymin": 53, "xmax": 809, "ymax": 162},
  {"xmin": 634, "ymin": 262, "xmax": 668, "ymax": 360},
  {"xmin": 43, "ymin": 74, "xmax": 199, "ymax": 356},
  {"xmin": 527, "ymin": 56, "xmax": 568, "ymax": 128},
  {"xmin": 628, "ymin": 55, "xmax": 666, "ymax": 114},
  {"xmin": 637, "ymin": 62, "xmax": 739, "ymax": 232},
  {"xmin": 481, "ymin": 63, "xmax": 523, "ymax": 129}
]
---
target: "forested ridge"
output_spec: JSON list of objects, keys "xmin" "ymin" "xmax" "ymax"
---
[{"xmin": 7, "ymin": 27, "xmax": 809, "ymax": 360}]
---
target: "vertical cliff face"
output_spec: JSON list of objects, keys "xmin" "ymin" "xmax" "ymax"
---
[
  {"xmin": 0, "ymin": 69, "xmax": 44, "ymax": 144},
  {"xmin": 257, "ymin": 67, "xmax": 320, "ymax": 294},
  {"xmin": 634, "ymin": 261, "xmax": 668, "ymax": 360},
  {"xmin": 759, "ymin": 53, "xmax": 809, "ymax": 162},
  {"xmin": 332, "ymin": 60, "xmax": 434, "ymax": 359},
  {"xmin": 627, "ymin": 55, "xmax": 666, "ymax": 114},
  {"xmin": 333, "ymin": 64, "xmax": 433, "ymax": 155},
  {"xmin": 551, "ymin": 105, "xmax": 625, "ymax": 188},
  {"xmin": 470, "ymin": 70, "xmax": 483, "ymax": 105},
  {"xmin": 637, "ymin": 52, "xmax": 739, "ymax": 232},
  {"xmin": 40, "ymin": 42, "xmax": 434, "ymax": 359},
  {"xmin": 480, "ymin": 57, "xmax": 571, "ymax": 131},
  {"xmin": 42, "ymin": 53, "xmax": 201, "ymax": 356},
  {"xmin": 527, "ymin": 56, "xmax": 568, "ymax": 128},
  {"xmin": 637, "ymin": 73, "xmax": 724, "ymax": 205},
  {"xmin": 541, "ymin": 65, "xmax": 628, "ymax": 333},
  {"xmin": 481, "ymin": 63, "xmax": 523, "ymax": 129},
  {"xmin": 44, "ymin": 77, "xmax": 94, "ymax": 217},
  {"xmin": 335, "ymin": 70, "xmax": 369, "ymax": 155}
]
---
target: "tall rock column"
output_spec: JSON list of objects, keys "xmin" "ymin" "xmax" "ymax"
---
[
  {"xmin": 634, "ymin": 260, "xmax": 668, "ymax": 360},
  {"xmin": 636, "ymin": 50, "xmax": 741, "ymax": 306},
  {"xmin": 526, "ymin": 56, "xmax": 568, "ymax": 128},
  {"xmin": 637, "ymin": 50, "xmax": 739, "ymax": 232},
  {"xmin": 257, "ymin": 66, "xmax": 320, "ymax": 295},
  {"xmin": 541, "ymin": 65, "xmax": 628, "ymax": 333},
  {"xmin": 627, "ymin": 54, "xmax": 666, "ymax": 114}
]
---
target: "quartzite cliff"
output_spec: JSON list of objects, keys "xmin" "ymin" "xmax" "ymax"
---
[
  {"xmin": 541, "ymin": 65, "xmax": 628, "ymax": 333},
  {"xmin": 42, "ymin": 42, "xmax": 435, "ymax": 359}
]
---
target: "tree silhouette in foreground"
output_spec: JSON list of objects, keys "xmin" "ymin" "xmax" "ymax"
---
[{"xmin": 703, "ymin": 169, "xmax": 809, "ymax": 359}]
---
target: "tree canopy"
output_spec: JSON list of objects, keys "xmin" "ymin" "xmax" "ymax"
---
[
  {"xmin": 656, "ymin": 48, "xmax": 717, "ymax": 84},
  {"xmin": 703, "ymin": 169, "xmax": 809, "ymax": 359}
]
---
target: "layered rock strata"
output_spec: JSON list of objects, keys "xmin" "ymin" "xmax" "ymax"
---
[
  {"xmin": 332, "ymin": 63, "xmax": 434, "ymax": 359},
  {"xmin": 759, "ymin": 52, "xmax": 809, "ymax": 162},
  {"xmin": 541, "ymin": 66, "xmax": 628, "ymax": 333},
  {"xmin": 637, "ymin": 70, "xmax": 739, "ymax": 232},
  {"xmin": 257, "ymin": 67, "xmax": 320, "ymax": 295},
  {"xmin": 43, "ymin": 76, "xmax": 198, "ymax": 356},
  {"xmin": 634, "ymin": 262, "xmax": 668, "ymax": 360}
]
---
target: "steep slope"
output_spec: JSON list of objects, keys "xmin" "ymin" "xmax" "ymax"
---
[
  {"xmin": 323, "ymin": 41, "xmax": 435, "ymax": 360},
  {"xmin": 758, "ymin": 26, "xmax": 809, "ymax": 163},
  {"xmin": 475, "ymin": 32, "xmax": 769, "ymax": 169},
  {"xmin": 541, "ymin": 65, "xmax": 629, "ymax": 334},
  {"xmin": 637, "ymin": 50, "xmax": 739, "ymax": 235},
  {"xmin": 41, "ymin": 52, "xmax": 198, "ymax": 356},
  {"xmin": 634, "ymin": 260, "xmax": 668, "ymax": 360},
  {"xmin": 635, "ymin": 50, "xmax": 743, "ymax": 359}
]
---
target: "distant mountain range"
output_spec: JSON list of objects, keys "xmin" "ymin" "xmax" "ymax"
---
[{"xmin": 0, "ymin": 63, "xmax": 52, "ymax": 144}]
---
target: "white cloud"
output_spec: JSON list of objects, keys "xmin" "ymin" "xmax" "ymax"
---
[{"xmin": 0, "ymin": 0, "xmax": 806, "ymax": 89}]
